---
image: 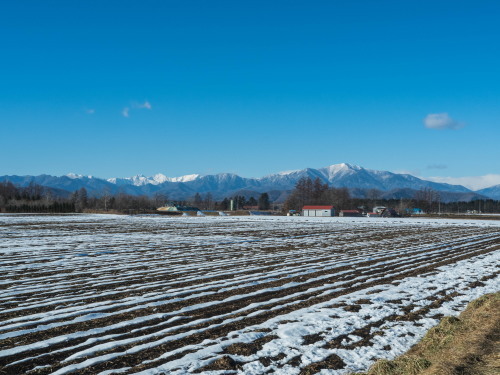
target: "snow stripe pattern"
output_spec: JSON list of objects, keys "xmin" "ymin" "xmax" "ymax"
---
[{"xmin": 0, "ymin": 214, "xmax": 499, "ymax": 375}]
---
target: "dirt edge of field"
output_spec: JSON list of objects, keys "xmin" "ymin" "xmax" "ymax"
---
[{"xmin": 351, "ymin": 291, "xmax": 499, "ymax": 375}]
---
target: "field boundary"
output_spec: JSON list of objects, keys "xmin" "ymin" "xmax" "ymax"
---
[{"xmin": 352, "ymin": 291, "xmax": 500, "ymax": 375}]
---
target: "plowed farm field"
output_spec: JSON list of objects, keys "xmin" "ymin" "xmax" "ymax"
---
[{"xmin": 0, "ymin": 214, "xmax": 499, "ymax": 375}]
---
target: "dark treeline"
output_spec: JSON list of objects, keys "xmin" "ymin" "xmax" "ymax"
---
[
  {"xmin": 2, "ymin": 179, "xmax": 499, "ymax": 214},
  {"xmin": 0, "ymin": 182, "xmax": 275, "ymax": 213},
  {"xmin": 189, "ymin": 192, "xmax": 272, "ymax": 211},
  {"xmin": 0, "ymin": 181, "xmax": 75, "ymax": 213},
  {"xmin": 0, "ymin": 181, "xmax": 163, "ymax": 213},
  {"xmin": 283, "ymin": 177, "xmax": 500, "ymax": 215}
]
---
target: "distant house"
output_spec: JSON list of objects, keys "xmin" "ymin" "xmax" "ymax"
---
[
  {"xmin": 367, "ymin": 212, "xmax": 381, "ymax": 217},
  {"xmin": 302, "ymin": 205, "xmax": 335, "ymax": 217},
  {"xmin": 339, "ymin": 210, "xmax": 363, "ymax": 217},
  {"xmin": 381, "ymin": 208, "xmax": 400, "ymax": 218}
]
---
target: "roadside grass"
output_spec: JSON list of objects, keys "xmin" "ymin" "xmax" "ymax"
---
[{"xmin": 352, "ymin": 292, "xmax": 499, "ymax": 375}]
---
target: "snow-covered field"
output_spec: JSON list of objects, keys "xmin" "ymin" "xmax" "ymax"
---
[{"xmin": 0, "ymin": 214, "xmax": 499, "ymax": 375}]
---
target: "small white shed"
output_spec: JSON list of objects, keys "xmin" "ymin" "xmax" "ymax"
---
[{"xmin": 302, "ymin": 205, "xmax": 335, "ymax": 217}]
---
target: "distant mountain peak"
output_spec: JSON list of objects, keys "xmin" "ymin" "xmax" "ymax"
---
[
  {"xmin": 322, "ymin": 163, "xmax": 362, "ymax": 174},
  {"xmin": 336, "ymin": 162, "xmax": 359, "ymax": 169},
  {"xmin": 151, "ymin": 173, "xmax": 168, "ymax": 184},
  {"xmin": 169, "ymin": 174, "xmax": 200, "ymax": 183},
  {"xmin": 276, "ymin": 169, "xmax": 300, "ymax": 176}
]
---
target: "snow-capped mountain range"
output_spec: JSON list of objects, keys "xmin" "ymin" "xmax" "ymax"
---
[
  {"xmin": 2, "ymin": 163, "xmax": 499, "ymax": 201},
  {"xmin": 107, "ymin": 173, "xmax": 201, "ymax": 186}
]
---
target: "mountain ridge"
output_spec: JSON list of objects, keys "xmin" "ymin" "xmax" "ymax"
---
[
  {"xmin": 476, "ymin": 184, "xmax": 500, "ymax": 200},
  {"xmin": 0, "ymin": 163, "xmax": 496, "ymax": 201}
]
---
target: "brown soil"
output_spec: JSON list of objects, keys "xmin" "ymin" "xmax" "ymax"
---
[
  {"xmin": 194, "ymin": 355, "xmax": 243, "ymax": 372},
  {"xmin": 299, "ymin": 354, "xmax": 346, "ymax": 374}
]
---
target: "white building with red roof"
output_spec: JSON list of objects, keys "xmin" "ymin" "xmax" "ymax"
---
[{"xmin": 302, "ymin": 205, "xmax": 335, "ymax": 217}]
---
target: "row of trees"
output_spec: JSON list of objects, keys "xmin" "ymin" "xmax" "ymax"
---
[
  {"xmin": 2, "ymin": 179, "xmax": 500, "ymax": 215},
  {"xmin": 0, "ymin": 182, "xmax": 275, "ymax": 213},
  {"xmin": 283, "ymin": 177, "xmax": 351, "ymax": 212},
  {"xmin": 438, "ymin": 199, "xmax": 500, "ymax": 214},
  {"xmin": 0, "ymin": 182, "xmax": 162, "ymax": 213},
  {"xmin": 189, "ymin": 192, "xmax": 271, "ymax": 210},
  {"xmin": 1, "ymin": 181, "xmax": 77, "ymax": 213}
]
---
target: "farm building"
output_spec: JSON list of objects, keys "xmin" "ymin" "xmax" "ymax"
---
[
  {"xmin": 339, "ymin": 210, "xmax": 363, "ymax": 217},
  {"xmin": 302, "ymin": 205, "xmax": 335, "ymax": 217}
]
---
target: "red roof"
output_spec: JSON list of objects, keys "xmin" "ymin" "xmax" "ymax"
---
[{"xmin": 303, "ymin": 205, "xmax": 334, "ymax": 210}]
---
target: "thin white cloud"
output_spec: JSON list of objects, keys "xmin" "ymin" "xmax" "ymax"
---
[
  {"xmin": 85, "ymin": 108, "xmax": 95, "ymax": 115},
  {"xmin": 423, "ymin": 113, "xmax": 464, "ymax": 130},
  {"xmin": 122, "ymin": 101, "xmax": 152, "ymax": 117},
  {"xmin": 423, "ymin": 174, "xmax": 500, "ymax": 190},
  {"xmin": 136, "ymin": 100, "xmax": 152, "ymax": 110}
]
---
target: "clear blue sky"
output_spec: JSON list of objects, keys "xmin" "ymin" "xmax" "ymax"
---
[{"xmin": 1, "ymin": 0, "xmax": 499, "ymax": 180}]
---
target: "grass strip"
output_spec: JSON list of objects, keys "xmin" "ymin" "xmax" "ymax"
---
[{"xmin": 353, "ymin": 291, "xmax": 499, "ymax": 375}]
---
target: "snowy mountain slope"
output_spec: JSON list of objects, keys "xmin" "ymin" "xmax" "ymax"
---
[
  {"xmin": 476, "ymin": 184, "xmax": 500, "ymax": 200},
  {"xmin": 107, "ymin": 173, "xmax": 200, "ymax": 186},
  {"xmin": 258, "ymin": 168, "xmax": 325, "ymax": 190},
  {"xmin": 312, "ymin": 163, "xmax": 471, "ymax": 192}
]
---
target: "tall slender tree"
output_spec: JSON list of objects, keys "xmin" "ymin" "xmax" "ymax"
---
[{"xmin": 258, "ymin": 193, "xmax": 270, "ymax": 210}]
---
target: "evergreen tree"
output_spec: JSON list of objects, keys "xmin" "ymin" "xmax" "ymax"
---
[
  {"xmin": 70, "ymin": 190, "xmax": 80, "ymax": 211},
  {"xmin": 234, "ymin": 195, "xmax": 246, "ymax": 209},
  {"xmin": 258, "ymin": 193, "xmax": 270, "ymax": 210},
  {"xmin": 247, "ymin": 197, "xmax": 257, "ymax": 206},
  {"xmin": 219, "ymin": 198, "xmax": 230, "ymax": 210},
  {"xmin": 78, "ymin": 187, "xmax": 88, "ymax": 208}
]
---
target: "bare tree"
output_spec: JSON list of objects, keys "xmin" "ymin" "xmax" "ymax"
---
[
  {"xmin": 102, "ymin": 188, "xmax": 112, "ymax": 211},
  {"xmin": 415, "ymin": 187, "xmax": 440, "ymax": 213},
  {"xmin": 204, "ymin": 192, "xmax": 214, "ymax": 210},
  {"xmin": 321, "ymin": 187, "xmax": 351, "ymax": 211},
  {"xmin": 154, "ymin": 192, "xmax": 168, "ymax": 207}
]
